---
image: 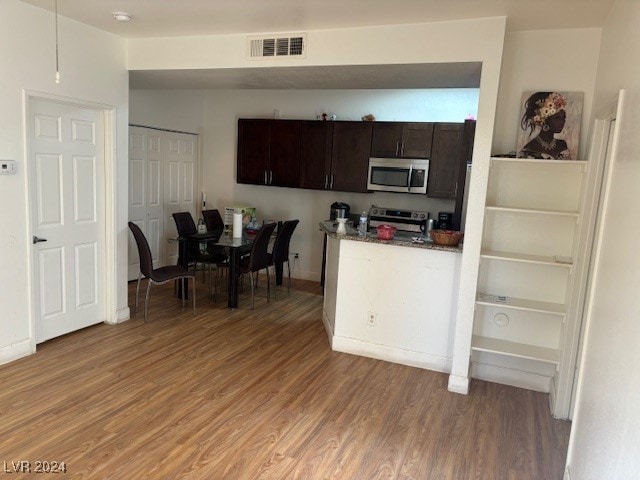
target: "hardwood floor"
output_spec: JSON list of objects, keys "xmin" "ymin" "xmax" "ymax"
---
[{"xmin": 0, "ymin": 277, "xmax": 570, "ymax": 479}]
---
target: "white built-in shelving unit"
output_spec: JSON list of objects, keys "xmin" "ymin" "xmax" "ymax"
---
[{"xmin": 471, "ymin": 157, "xmax": 589, "ymax": 394}]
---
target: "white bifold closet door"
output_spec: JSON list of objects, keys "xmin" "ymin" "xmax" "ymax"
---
[{"xmin": 128, "ymin": 126, "xmax": 197, "ymax": 281}]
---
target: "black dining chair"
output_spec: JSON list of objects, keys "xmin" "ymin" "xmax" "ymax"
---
[
  {"xmin": 268, "ymin": 219, "xmax": 299, "ymax": 298},
  {"xmin": 201, "ymin": 208, "xmax": 230, "ymax": 288},
  {"xmin": 172, "ymin": 211, "xmax": 226, "ymax": 300},
  {"xmin": 202, "ymin": 209, "xmax": 225, "ymax": 231},
  {"xmin": 238, "ymin": 221, "xmax": 278, "ymax": 309},
  {"xmin": 128, "ymin": 222, "xmax": 196, "ymax": 322}
]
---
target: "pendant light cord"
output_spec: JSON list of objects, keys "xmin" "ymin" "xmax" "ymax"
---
[{"xmin": 55, "ymin": 0, "xmax": 60, "ymax": 83}]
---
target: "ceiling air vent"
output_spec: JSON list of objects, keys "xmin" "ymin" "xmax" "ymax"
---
[{"xmin": 248, "ymin": 34, "xmax": 306, "ymax": 60}]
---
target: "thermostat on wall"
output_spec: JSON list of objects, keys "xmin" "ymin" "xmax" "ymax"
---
[{"xmin": 0, "ymin": 160, "xmax": 16, "ymax": 175}]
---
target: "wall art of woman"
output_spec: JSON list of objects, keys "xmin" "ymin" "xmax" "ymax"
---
[{"xmin": 516, "ymin": 91, "xmax": 583, "ymax": 160}]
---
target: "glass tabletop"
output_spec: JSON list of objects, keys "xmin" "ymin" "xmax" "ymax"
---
[{"xmin": 186, "ymin": 229, "xmax": 255, "ymax": 249}]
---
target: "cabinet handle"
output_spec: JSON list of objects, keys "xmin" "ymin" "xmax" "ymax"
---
[
  {"xmin": 264, "ymin": 170, "xmax": 267, "ymax": 185},
  {"xmin": 269, "ymin": 170, "xmax": 273, "ymax": 185},
  {"xmin": 324, "ymin": 174, "xmax": 328, "ymax": 190},
  {"xmin": 395, "ymin": 141, "xmax": 400, "ymax": 156},
  {"xmin": 330, "ymin": 175, "xmax": 334, "ymax": 190},
  {"xmin": 401, "ymin": 141, "xmax": 405, "ymax": 156}
]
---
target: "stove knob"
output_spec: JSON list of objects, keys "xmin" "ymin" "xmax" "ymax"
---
[
  {"xmin": 372, "ymin": 209, "xmax": 378, "ymax": 215},
  {"xmin": 412, "ymin": 213, "xmax": 418, "ymax": 218},
  {"xmin": 419, "ymin": 213, "xmax": 426, "ymax": 219}
]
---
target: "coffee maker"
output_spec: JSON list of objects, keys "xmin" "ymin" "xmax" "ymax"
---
[
  {"xmin": 330, "ymin": 202, "xmax": 350, "ymax": 220},
  {"xmin": 437, "ymin": 212, "xmax": 454, "ymax": 230}
]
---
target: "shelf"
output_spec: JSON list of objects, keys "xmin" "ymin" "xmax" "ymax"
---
[
  {"xmin": 471, "ymin": 335, "xmax": 560, "ymax": 365},
  {"xmin": 485, "ymin": 205, "xmax": 580, "ymax": 218},
  {"xmin": 481, "ymin": 250, "xmax": 573, "ymax": 267},
  {"xmin": 476, "ymin": 293, "xmax": 566, "ymax": 316},
  {"xmin": 490, "ymin": 157, "xmax": 588, "ymax": 166}
]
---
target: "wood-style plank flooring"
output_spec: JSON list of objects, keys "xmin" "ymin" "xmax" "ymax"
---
[{"xmin": 0, "ymin": 276, "xmax": 571, "ymax": 479}]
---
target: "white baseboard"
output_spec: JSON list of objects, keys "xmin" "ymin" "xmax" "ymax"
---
[
  {"xmin": 292, "ymin": 269, "xmax": 321, "ymax": 282},
  {"xmin": 471, "ymin": 361, "xmax": 552, "ymax": 392},
  {"xmin": 332, "ymin": 335, "xmax": 451, "ymax": 373},
  {"xmin": 108, "ymin": 307, "xmax": 130, "ymax": 324},
  {"xmin": 0, "ymin": 339, "xmax": 35, "ymax": 366},
  {"xmin": 321, "ymin": 309, "xmax": 334, "ymax": 348},
  {"xmin": 448, "ymin": 374, "xmax": 470, "ymax": 394}
]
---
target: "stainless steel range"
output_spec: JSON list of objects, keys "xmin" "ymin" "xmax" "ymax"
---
[{"xmin": 368, "ymin": 205, "xmax": 430, "ymax": 234}]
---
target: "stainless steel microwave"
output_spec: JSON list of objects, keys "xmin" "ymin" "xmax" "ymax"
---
[{"xmin": 367, "ymin": 158, "xmax": 429, "ymax": 194}]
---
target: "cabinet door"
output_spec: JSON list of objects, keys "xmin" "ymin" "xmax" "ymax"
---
[
  {"xmin": 402, "ymin": 123, "xmax": 434, "ymax": 158},
  {"xmin": 427, "ymin": 123, "xmax": 464, "ymax": 198},
  {"xmin": 237, "ymin": 119, "xmax": 270, "ymax": 185},
  {"xmin": 270, "ymin": 120, "xmax": 301, "ymax": 187},
  {"xmin": 370, "ymin": 122, "xmax": 403, "ymax": 157},
  {"xmin": 331, "ymin": 121, "xmax": 373, "ymax": 193},
  {"xmin": 300, "ymin": 121, "xmax": 333, "ymax": 190}
]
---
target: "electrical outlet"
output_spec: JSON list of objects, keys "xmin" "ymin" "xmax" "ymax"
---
[
  {"xmin": 367, "ymin": 311, "xmax": 377, "ymax": 326},
  {"xmin": 294, "ymin": 253, "xmax": 299, "ymax": 259}
]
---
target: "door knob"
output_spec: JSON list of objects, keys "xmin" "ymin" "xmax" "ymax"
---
[{"xmin": 32, "ymin": 236, "xmax": 48, "ymax": 244}]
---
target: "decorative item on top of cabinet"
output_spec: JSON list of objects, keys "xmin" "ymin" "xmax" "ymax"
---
[
  {"xmin": 471, "ymin": 156, "xmax": 588, "ymax": 397},
  {"xmin": 371, "ymin": 122, "xmax": 434, "ymax": 158},
  {"xmin": 237, "ymin": 119, "xmax": 301, "ymax": 188}
]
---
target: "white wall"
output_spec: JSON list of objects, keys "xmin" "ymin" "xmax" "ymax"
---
[
  {"xmin": 565, "ymin": 0, "xmax": 640, "ymax": 478},
  {"xmin": 493, "ymin": 28, "xmax": 601, "ymax": 158},
  {"xmin": 0, "ymin": 1, "xmax": 128, "ymax": 363},
  {"xmin": 129, "ymin": 90, "xmax": 205, "ymax": 133}
]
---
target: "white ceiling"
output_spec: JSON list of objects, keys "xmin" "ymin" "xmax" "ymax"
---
[
  {"xmin": 19, "ymin": 0, "xmax": 614, "ymax": 90},
  {"xmin": 20, "ymin": 0, "xmax": 614, "ymax": 38}
]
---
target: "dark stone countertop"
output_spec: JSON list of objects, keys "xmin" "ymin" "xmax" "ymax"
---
[{"xmin": 319, "ymin": 222, "xmax": 463, "ymax": 253}]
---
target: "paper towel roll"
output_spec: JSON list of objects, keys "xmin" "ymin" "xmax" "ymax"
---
[{"xmin": 233, "ymin": 212, "xmax": 243, "ymax": 238}]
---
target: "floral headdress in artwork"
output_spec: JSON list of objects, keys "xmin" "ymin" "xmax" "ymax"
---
[{"xmin": 531, "ymin": 92, "xmax": 567, "ymax": 126}]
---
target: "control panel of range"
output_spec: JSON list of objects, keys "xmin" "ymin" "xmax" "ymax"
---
[{"xmin": 368, "ymin": 205, "xmax": 430, "ymax": 233}]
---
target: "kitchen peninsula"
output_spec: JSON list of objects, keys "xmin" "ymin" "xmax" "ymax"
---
[{"xmin": 320, "ymin": 222, "xmax": 462, "ymax": 373}]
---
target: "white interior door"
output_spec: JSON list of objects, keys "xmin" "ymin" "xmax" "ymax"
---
[
  {"xmin": 128, "ymin": 127, "xmax": 164, "ymax": 280},
  {"xmin": 128, "ymin": 127, "xmax": 198, "ymax": 273},
  {"xmin": 163, "ymin": 133, "xmax": 197, "ymax": 266},
  {"xmin": 29, "ymin": 99, "xmax": 105, "ymax": 343}
]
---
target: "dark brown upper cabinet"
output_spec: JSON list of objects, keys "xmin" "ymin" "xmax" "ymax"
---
[
  {"xmin": 300, "ymin": 120, "xmax": 372, "ymax": 193},
  {"xmin": 300, "ymin": 121, "xmax": 334, "ymax": 190},
  {"xmin": 371, "ymin": 122, "xmax": 434, "ymax": 158},
  {"xmin": 237, "ymin": 119, "xmax": 300, "ymax": 187},
  {"xmin": 427, "ymin": 123, "xmax": 464, "ymax": 198},
  {"xmin": 330, "ymin": 121, "xmax": 373, "ymax": 193},
  {"xmin": 237, "ymin": 119, "xmax": 271, "ymax": 185},
  {"xmin": 269, "ymin": 120, "xmax": 301, "ymax": 187}
]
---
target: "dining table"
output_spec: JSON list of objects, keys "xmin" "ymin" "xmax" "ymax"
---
[{"xmin": 177, "ymin": 225, "xmax": 283, "ymax": 308}]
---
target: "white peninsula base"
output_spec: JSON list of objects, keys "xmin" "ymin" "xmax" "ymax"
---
[{"xmin": 322, "ymin": 236, "xmax": 462, "ymax": 373}]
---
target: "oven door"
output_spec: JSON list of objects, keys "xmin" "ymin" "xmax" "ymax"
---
[{"xmin": 367, "ymin": 158, "xmax": 429, "ymax": 194}]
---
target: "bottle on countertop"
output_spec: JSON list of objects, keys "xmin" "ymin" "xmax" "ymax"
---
[{"xmin": 358, "ymin": 211, "xmax": 368, "ymax": 236}]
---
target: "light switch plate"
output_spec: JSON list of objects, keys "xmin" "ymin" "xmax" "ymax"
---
[{"xmin": 0, "ymin": 160, "xmax": 16, "ymax": 175}]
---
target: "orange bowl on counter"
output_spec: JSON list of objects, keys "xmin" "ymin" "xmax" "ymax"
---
[
  {"xmin": 376, "ymin": 224, "xmax": 397, "ymax": 240},
  {"xmin": 430, "ymin": 229, "xmax": 464, "ymax": 246}
]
